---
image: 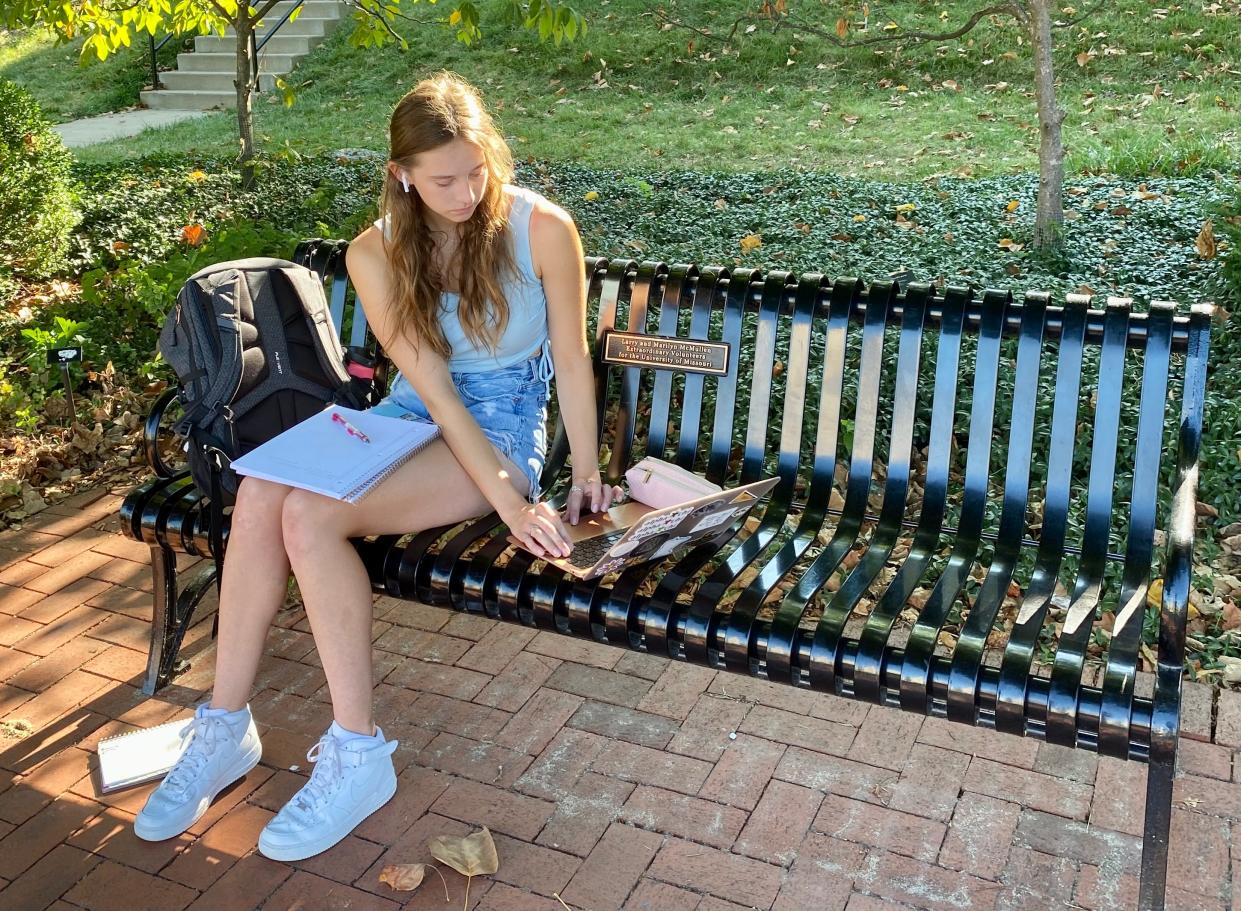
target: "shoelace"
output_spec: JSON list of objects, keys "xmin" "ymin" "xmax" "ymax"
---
[
  {"xmin": 285, "ymin": 736, "xmax": 345, "ymax": 821},
  {"xmin": 162, "ymin": 712, "xmax": 232, "ymax": 799}
]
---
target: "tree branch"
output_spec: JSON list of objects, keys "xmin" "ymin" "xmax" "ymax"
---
[
  {"xmin": 205, "ymin": 0, "xmax": 234, "ymax": 23},
  {"xmin": 337, "ymin": 0, "xmax": 419, "ymax": 45},
  {"xmin": 252, "ymin": 0, "xmax": 286, "ymax": 24},
  {"xmin": 650, "ymin": 10, "xmax": 765, "ymax": 46},
  {"xmin": 340, "ymin": 0, "xmax": 433, "ymax": 26},
  {"xmin": 1051, "ymin": 0, "xmax": 1105, "ymax": 29},
  {"xmin": 778, "ymin": 3, "xmax": 1022, "ymax": 47}
]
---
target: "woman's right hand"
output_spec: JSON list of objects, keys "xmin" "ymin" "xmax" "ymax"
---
[{"xmin": 505, "ymin": 500, "xmax": 573, "ymax": 559}]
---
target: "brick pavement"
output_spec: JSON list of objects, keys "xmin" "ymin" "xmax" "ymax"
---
[{"xmin": 0, "ymin": 486, "xmax": 1237, "ymax": 910}]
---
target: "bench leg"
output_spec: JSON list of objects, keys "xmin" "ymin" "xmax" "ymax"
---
[
  {"xmin": 1138, "ymin": 747, "xmax": 1175, "ymax": 911},
  {"xmin": 143, "ymin": 544, "xmax": 217, "ymax": 695}
]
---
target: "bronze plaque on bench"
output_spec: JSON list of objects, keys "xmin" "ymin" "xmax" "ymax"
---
[{"xmin": 601, "ymin": 331, "xmax": 730, "ymax": 376}]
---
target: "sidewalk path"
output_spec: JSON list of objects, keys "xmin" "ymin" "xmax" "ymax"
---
[
  {"xmin": 52, "ymin": 109, "xmax": 210, "ymax": 148},
  {"xmin": 0, "ymin": 486, "xmax": 1236, "ymax": 910}
]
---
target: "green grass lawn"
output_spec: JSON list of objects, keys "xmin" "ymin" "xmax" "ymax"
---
[
  {"xmin": 0, "ymin": 29, "xmax": 189, "ymax": 122},
  {"xmin": 4, "ymin": 0, "xmax": 1237, "ymax": 181}
]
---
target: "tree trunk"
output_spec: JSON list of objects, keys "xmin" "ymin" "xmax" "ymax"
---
[
  {"xmin": 234, "ymin": 12, "xmax": 257, "ymax": 190},
  {"xmin": 1027, "ymin": 0, "xmax": 1065, "ymax": 250}
]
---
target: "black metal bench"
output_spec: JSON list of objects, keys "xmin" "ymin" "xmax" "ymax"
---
[{"xmin": 119, "ymin": 238, "xmax": 1212, "ymax": 911}]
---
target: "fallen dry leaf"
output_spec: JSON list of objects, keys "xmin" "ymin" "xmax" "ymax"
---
[
  {"xmin": 1196, "ymin": 219, "xmax": 1216, "ymax": 260},
  {"xmin": 429, "ymin": 827, "xmax": 499, "ymax": 908},
  {"xmin": 1140, "ymin": 643, "xmax": 1159, "ymax": 672},
  {"xmin": 379, "ymin": 863, "xmax": 431, "ymax": 892},
  {"xmin": 739, "ymin": 233, "xmax": 763, "ymax": 252},
  {"xmin": 1197, "ymin": 500, "xmax": 1220, "ymax": 518},
  {"xmin": 1147, "ymin": 578, "xmax": 1164, "ymax": 611},
  {"xmin": 1221, "ymin": 655, "xmax": 1241, "ymax": 685}
]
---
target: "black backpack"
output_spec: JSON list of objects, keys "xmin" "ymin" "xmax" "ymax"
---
[{"xmin": 158, "ymin": 257, "xmax": 372, "ymax": 512}]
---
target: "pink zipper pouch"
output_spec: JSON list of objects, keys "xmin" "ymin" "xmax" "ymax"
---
[{"xmin": 624, "ymin": 456, "xmax": 722, "ymax": 509}]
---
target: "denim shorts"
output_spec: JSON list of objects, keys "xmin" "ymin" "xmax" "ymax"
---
[{"xmin": 372, "ymin": 353, "xmax": 550, "ymax": 503}]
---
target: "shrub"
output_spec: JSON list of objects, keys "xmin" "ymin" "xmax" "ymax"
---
[
  {"xmin": 0, "ymin": 80, "xmax": 78, "ymax": 280},
  {"xmin": 1215, "ymin": 184, "xmax": 1241, "ymax": 312},
  {"xmin": 76, "ymin": 217, "xmax": 305, "ymax": 378},
  {"xmin": 67, "ymin": 154, "xmax": 382, "ymax": 274}
]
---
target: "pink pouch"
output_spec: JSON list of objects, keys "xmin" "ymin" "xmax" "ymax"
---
[{"xmin": 625, "ymin": 457, "xmax": 722, "ymax": 509}]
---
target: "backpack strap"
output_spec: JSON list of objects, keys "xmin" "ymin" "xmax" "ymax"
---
[
  {"xmin": 281, "ymin": 265, "xmax": 352, "ymax": 389},
  {"xmin": 206, "ymin": 447, "xmax": 227, "ymax": 598},
  {"xmin": 179, "ymin": 271, "xmax": 246, "ymax": 433}
]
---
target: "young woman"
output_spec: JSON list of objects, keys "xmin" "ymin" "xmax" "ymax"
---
[{"xmin": 134, "ymin": 71, "xmax": 621, "ymax": 860}]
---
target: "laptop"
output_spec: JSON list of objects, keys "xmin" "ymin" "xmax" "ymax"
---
[{"xmin": 516, "ymin": 476, "xmax": 779, "ymax": 580}]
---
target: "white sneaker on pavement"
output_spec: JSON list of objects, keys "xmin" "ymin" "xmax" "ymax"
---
[
  {"xmin": 257, "ymin": 724, "xmax": 398, "ymax": 862},
  {"xmin": 134, "ymin": 703, "xmax": 262, "ymax": 841}
]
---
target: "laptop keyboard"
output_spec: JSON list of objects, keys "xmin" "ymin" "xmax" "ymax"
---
[{"xmin": 564, "ymin": 530, "xmax": 627, "ymax": 569}]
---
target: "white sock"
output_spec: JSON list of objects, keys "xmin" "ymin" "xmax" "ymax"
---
[
  {"xmin": 201, "ymin": 703, "xmax": 251, "ymax": 735},
  {"xmin": 329, "ymin": 720, "xmax": 381, "ymax": 749},
  {"xmin": 202, "ymin": 703, "xmax": 248, "ymax": 719}
]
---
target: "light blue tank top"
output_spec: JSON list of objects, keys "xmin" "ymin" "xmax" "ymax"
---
[{"xmin": 373, "ymin": 185, "xmax": 552, "ymax": 381}]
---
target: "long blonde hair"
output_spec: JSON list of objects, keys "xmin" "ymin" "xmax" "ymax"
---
[{"xmin": 379, "ymin": 71, "xmax": 518, "ymax": 358}]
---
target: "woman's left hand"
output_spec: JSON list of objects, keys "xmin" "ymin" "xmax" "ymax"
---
[{"xmin": 566, "ymin": 470, "xmax": 625, "ymax": 524}]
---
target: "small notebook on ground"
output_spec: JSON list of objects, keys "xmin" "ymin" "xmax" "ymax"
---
[
  {"xmin": 96, "ymin": 719, "xmax": 188, "ymax": 794},
  {"xmin": 231, "ymin": 405, "xmax": 440, "ymax": 503}
]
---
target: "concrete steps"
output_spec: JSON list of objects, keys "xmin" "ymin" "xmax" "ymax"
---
[{"xmin": 141, "ymin": 0, "xmax": 349, "ymax": 111}]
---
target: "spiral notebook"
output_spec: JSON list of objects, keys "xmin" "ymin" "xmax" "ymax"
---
[
  {"xmin": 231, "ymin": 405, "xmax": 441, "ymax": 502},
  {"xmin": 96, "ymin": 719, "xmax": 188, "ymax": 793}
]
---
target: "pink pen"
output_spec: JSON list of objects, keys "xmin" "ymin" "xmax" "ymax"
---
[{"xmin": 331, "ymin": 411, "xmax": 371, "ymax": 443}]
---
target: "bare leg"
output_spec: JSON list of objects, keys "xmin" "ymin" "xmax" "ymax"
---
[
  {"xmin": 209, "ymin": 477, "xmax": 295, "ymax": 712},
  {"xmin": 281, "ymin": 439, "xmax": 527, "ymax": 734}
]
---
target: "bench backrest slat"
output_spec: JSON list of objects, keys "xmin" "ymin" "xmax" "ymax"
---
[
  {"xmin": 1042, "ymin": 301, "xmax": 1134, "ymax": 744},
  {"xmin": 740, "ymin": 273, "xmax": 782, "ymax": 485},
  {"xmin": 706, "ymin": 268, "xmax": 752, "ymax": 485},
  {"xmin": 674, "ymin": 268, "xmax": 717, "ymax": 467},
  {"xmin": 599, "ymin": 259, "xmax": 641, "ymax": 482},
  {"xmin": 854, "ymin": 287, "xmax": 967, "ymax": 704},
  {"xmin": 1097, "ymin": 301, "xmax": 1176, "ymax": 753}
]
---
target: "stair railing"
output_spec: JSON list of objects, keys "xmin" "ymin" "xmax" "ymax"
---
[
  {"xmin": 143, "ymin": 0, "xmax": 308, "ymax": 99},
  {"xmin": 251, "ymin": 0, "xmax": 306, "ymax": 93},
  {"xmin": 147, "ymin": 32, "xmax": 177, "ymax": 91}
]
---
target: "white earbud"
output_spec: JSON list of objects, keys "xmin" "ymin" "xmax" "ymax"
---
[{"xmin": 400, "ymin": 173, "xmax": 410, "ymax": 193}]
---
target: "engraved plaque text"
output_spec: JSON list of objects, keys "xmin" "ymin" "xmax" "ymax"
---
[{"xmin": 602, "ymin": 331, "xmax": 730, "ymax": 376}]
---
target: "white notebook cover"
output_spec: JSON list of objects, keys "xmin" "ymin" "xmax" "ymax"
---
[
  {"xmin": 231, "ymin": 406, "xmax": 440, "ymax": 502},
  {"xmin": 96, "ymin": 719, "xmax": 189, "ymax": 793}
]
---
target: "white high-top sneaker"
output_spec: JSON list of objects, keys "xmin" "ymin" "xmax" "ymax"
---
[
  {"xmin": 257, "ymin": 725, "xmax": 398, "ymax": 861},
  {"xmin": 134, "ymin": 703, "xmax": 262, "ymax": 841}
]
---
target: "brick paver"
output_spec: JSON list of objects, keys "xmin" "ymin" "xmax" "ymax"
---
[{"xmin": 0, "ymin": 490, "xmax": 1238, "ymax": 910}]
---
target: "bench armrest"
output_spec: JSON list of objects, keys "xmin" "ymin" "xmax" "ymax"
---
[{"xmin": 143, "ymin": 387, "xmax": 183, "ymax": 479}]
